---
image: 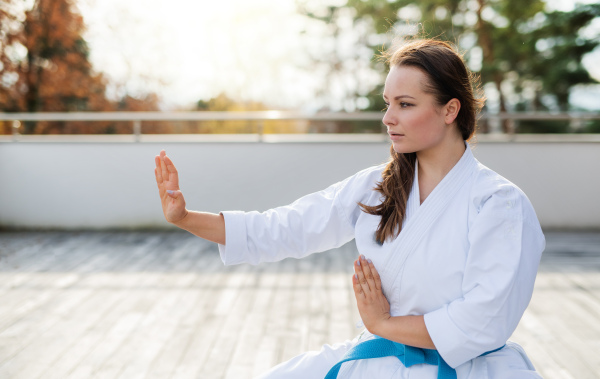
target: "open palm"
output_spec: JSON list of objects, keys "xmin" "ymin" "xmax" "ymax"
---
[{"xmin": 154, "ymin": 150, "xmax": 188, "ymax": 224}]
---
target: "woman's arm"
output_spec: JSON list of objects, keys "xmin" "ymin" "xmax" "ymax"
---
[
  {"xmin": 171, "ymin": 211, "xmax": 225, "ymax": 245},
  {"xmin": 216, "ymin": 165, "xmax": 385, "ymax": 266},
  {"xmin": 154, "ymin": 150, "xmax": 225, "ymax": 244},
  {"xmin": 421, "ymin": 187, "xmax": 545, "ymax": 368},
  {"xmin": 352, "ymin": 255, "xmax": 435, "ymax": 349}
]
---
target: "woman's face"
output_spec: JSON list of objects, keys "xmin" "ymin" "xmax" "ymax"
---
[{"xmin": 382, "ymin": 65, "xmax": 457, "ymax": 154}]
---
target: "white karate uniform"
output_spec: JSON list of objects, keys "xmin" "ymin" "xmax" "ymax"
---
[{"xmin": 218, "ymin": 144, "xmax": 545, "ymax": 379}]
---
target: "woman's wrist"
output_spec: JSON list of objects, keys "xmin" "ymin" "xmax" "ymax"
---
[
  {"xmin": 171, "ymin": 209, "xmax": 190, "ymax": 227},
  {"xmin": 370, "ymin": 314, "xmax": 393, "ymax": 339},
  {"xmin": 169, "ymin": 211, "xmax": 226, "ymax": 245},
  {"xmin": 371, "ymin": 315, "xmax": 435, "ymax": 350}
]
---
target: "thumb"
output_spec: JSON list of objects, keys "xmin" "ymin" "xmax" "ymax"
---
[{"xmin": 166, "ymin": 190, "xmax": 183, "ymax": 199}]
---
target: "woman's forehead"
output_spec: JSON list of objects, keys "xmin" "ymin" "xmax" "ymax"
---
[{"xmin": 383, "ymin": 66, "xmax": 428, "ymax": 98}]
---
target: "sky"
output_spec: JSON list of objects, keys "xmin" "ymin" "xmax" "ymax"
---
[
  {"xmin": 77, "ymin": 0, "xmax": 600, "ymax": 111},
  {"xmin": 78, "ymin": 0, "xmax": 328, "ymax": 110}
]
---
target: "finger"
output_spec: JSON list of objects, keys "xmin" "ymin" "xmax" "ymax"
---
[
  {"xmin": 155, "ymin": 156, "xmax": 163, "ymax": 184},
  {"xmin": 352, "ymin": 273, "xmax": 365, "ymax": 299},
  {"xmin": 367, "ymin": 259, "xmax": 382, "ymax": 291},
  {"xmin": 166, "ymin": 189, "xmax": 183, "ymax": 199},
  {"xmin": 164, "ymin": 155, "xmax": 180, "ymax": 187},
  {"xmin": 354, "ymin": 258, "xmax": 371, "ymax": 293},
  {"xmin": 359, "ymin": 255, "xmax": 377, "ymax": 292},
  {"xmin": 160, "ymin": 150, "xmax": 169, "ymax": 185},
  {"xmin": 155, "ymin": 168, "xmax": 163, "ymax": 187}
]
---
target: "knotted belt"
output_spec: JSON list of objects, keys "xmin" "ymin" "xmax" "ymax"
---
[{"xmin": 324, "ymin": 335, "xmax": 505, "ymax": 379}]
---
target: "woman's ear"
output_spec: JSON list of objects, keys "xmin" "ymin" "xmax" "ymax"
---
[{"xmin": 444, "ymin": 99, "xmax": 461, "ymax": 125}]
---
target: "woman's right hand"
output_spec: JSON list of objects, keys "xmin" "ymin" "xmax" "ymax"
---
[{"xmin": 155, "ymin": 150, "xmax": 188, "ymax": 224}]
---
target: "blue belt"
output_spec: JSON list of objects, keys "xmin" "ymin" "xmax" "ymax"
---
[{"xmin": 324, "ymin": 335, "xmax": 505, "ymax": 379}]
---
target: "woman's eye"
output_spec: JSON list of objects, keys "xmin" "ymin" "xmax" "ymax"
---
[{"xmin": 382, "ymin": 101, "xmax": 412, "ymax": 111}]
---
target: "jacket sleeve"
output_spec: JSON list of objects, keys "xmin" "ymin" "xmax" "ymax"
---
[
  {"xmin": 217, "ymin": 166, "xmax": 381, "ymax": 266},
  {"xmin": 423, "ymin": 183, "xmax": 546, "ymax": 368}
]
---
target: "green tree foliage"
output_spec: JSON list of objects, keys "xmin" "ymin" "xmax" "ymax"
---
[
  {"xmin": 298, "ymin": 0, "xmax": 600, "ymax": 131},
  {"xmin": 526, "ymin": 4, "xmax": 600, "ymax": 110},
  {"xmin": 194, "ymin": 93, "xmax": 306, "ymax": 134},
  {"xmin": 295, "ymin": 2, "xmax": 386, "ymax": 112}
]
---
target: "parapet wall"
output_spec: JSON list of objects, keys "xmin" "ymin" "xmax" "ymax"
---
[{"xmin": 1, "ymin": 136, "xmax": 598, "ymax": 230}]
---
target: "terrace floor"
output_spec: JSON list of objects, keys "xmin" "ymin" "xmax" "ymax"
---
[{"xmin": 0, "ymin": 231, "xmax": 599, "ymax": 379}]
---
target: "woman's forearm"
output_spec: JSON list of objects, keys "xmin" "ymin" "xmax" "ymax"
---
[
  {"xmin": 172, "ymin": 211, "xmax": 226, "ymax": 245},
  {"xmin": 374, "ymin": 315, "xmax": 435, "ymax": 350},
  {"xmin": 352, "ymin": 256, "xmax": 436, "ymax": 349}
]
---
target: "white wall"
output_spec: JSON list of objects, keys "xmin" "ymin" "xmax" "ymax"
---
[{"xmin": 1, "ymin": 138, "xmax": 599, "ymax": 229}]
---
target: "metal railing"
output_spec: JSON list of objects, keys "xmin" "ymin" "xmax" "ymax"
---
[{"xmin": 1, "ymin": 111, "xmax": 599, "ymax": 142}]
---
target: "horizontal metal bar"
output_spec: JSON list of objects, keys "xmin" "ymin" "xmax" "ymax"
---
[
  {"xmin": 482, "ymin": 113, "xmax": 600, "ymax": 120},
  {"xmin": 0, "ymin": 111, "xmax": 382, "ymax": 121},
  {"xmin": 0, "ymin": 111, "xmax": 599, "ymax": 122},
  {"xmin": 3, "ymin": 133, "xmax": 600, "ymax": 144}
]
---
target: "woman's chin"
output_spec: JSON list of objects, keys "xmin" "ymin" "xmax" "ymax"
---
[{"xmin": 391, "ymin": 142, "xmax": 415, "ymax": 154}]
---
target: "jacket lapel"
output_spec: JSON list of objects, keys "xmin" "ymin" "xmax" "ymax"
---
[{"xmin": 384, "ymin": 144, "xmax": 479, "ymax": 278}]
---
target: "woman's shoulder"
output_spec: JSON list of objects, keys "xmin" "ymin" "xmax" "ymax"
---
[
  {"xmin": 470, "ymin": 162, "xmax": 520, "ymax": 197},
  {"xmin": 327, "ymin": 162, "xmax": 388, "ymax": 204},
  {"xmin": 354, "ymin": 161, "xmax": 389, "ymax": 180},
  {"xmin": 468, "ymin": 161, "xmax": 540, "ymax": 224},
  {"xmin": 336, "ymin": 161, "xmax": 388, "ymax": 189}
]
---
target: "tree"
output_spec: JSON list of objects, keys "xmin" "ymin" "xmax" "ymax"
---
[
  {"xmin": 298, "ymin": 0, "xmax": 600, "ymax": 132},
  {"xmin": 296, "ymin": 2, "xmax": 386, "ymax": 112},
  {"xmin": 0, "ymin": 0, "xmax": 26, "ymax": 113},
  {"xmin": 0, "ymin": 0, "xmax": 161, "ymax": 134},
  {"xmin": 0, "ymin": 0, "xmax": 111, "ymax": 133},
  {"xmin": 194, "ymin": 93, "xmax": 306, "ymax": 134},
  {"xmin": 525, "ymin": 4, "xmax": 600, "ymax": 110},
  {"xmin": 297, "ymin": 0, "xmax": 468, "ymax": 113}
]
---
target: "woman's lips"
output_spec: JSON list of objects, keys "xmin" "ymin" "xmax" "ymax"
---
[{"xmin": 388, "ymin": 132, "xmax": 404, "ymax": 141}]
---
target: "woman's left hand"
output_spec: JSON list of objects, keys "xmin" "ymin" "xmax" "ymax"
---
[{"xmin": 352, "ymin": 255, "xmax": 391, "ymax": 334}]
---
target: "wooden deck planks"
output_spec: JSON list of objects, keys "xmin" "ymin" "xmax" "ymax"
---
[{"xmin": 0, "ymin": 231, "xmax": 599, "ymax": 378}]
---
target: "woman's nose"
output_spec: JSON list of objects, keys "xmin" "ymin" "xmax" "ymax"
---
[{"xmin": 382, "ymin": 109, "xmax": 395, "ymax": 127}]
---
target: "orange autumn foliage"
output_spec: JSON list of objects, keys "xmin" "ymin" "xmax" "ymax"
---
[{"xmin": 0, "ymin": 0, "xmax": 160, "ymax": 135}]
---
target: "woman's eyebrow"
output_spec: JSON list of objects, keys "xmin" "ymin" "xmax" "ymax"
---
[{"xmin": 382, "ymin": 94, "xmax": 416, "ymax": 100}]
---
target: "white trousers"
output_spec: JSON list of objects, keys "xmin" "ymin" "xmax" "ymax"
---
[{"xmin": 255, "ymin": 331, "xmax": 542, "ymax": 379}]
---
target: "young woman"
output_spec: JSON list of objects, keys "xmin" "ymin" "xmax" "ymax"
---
[{"xmin": 154, "ymin": 39, "xmax": 545, "ymax": 378}]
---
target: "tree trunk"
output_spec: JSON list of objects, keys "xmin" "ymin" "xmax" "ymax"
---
[
  {"xmin": 24, "ymin": 12, "xmax": 41, "ymax": 134},
  {"xmin": 475, "ymin": 0, "xmax": 510, "ymax": 133}
]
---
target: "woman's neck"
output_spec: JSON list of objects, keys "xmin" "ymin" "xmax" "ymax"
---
[{"xmin": 416, "ymin": 136, "xmax": 466, "ymax": 189}]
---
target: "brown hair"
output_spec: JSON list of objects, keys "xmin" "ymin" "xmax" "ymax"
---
[{"xmin": 359, "ymin": 39, "xmax": 484, "ymax": 244}]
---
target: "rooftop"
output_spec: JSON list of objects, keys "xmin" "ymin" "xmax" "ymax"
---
[{"xmin": 0, "ymin": 230, "xmax": 599, "ymax": 378}]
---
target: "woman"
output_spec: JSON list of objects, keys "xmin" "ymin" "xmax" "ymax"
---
[{"xmin": 154, "ymin": 39, "xmax": 545, "ymax": 378}]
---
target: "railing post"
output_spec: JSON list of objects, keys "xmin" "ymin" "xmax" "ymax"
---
[
  {"xmin": 257, "ymin": 120, "xmax": 264, "ymax": 142},
  {"xmin": 570, "ymin": 113, "xmax": 583, "ymax": 133},
  {"xmin": 508, "ymin": 119, "xmax": 516, "ymax": 135},
  {"xmin": 487, "ymin": 114, "xmax": 499, "ymax": 134},
  {"xmin": 12, "ymin": 120, "xmax": 21, "ymax": 142},
  {"xmin": 133, "ymin": 120, "xmax": 141, "ymax": 142}
]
